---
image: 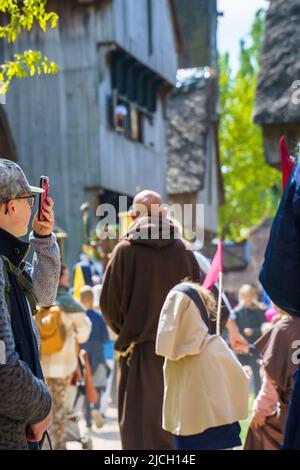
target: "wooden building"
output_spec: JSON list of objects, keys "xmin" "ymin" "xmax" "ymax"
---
[{"xmin": 0, "ymin": 0, "xmax": 183, "ymax": 265}]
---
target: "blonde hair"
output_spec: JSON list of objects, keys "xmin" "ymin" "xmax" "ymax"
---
[
  {"xmin": 237, "ymin": 283, "xmax": 264, "ymax": 309},
  {"xmin": 238, "ymin": 284, "xmax": 256, "ymax": 302},
  {"xmin": 186, "ymin": 281, "xmax": 217, "ymax": 321},
  {"xmin": 79, "ymin": 285, "xmax": 94, "ymax": 305}
]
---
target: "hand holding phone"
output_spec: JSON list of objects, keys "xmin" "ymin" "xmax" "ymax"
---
[{"xmin": 38, "ymin": 176, "xmax": 50, "ymax": 222}]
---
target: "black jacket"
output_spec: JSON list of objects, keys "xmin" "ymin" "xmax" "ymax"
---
[
  {"xmin": 0, "ymin": 228, "xmax": 60, "ymax": 449},
  {"xmin": 234, "ymin": 305, "xmax": 265, "ymax": 344},
  {"xmin": 283, "ymin": 365, "xmax": 300, "ymax": 449}
]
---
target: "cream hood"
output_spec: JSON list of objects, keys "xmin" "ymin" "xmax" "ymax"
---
[{"xmin": 156, "ymin": 285, "xmax": 211, "ymax": 361}]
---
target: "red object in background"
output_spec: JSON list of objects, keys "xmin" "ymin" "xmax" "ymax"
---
[
  {"xmin": 203, "ymin": 240, "xmax": 223, "ymax": 291},
  {"xmin": 280, "ymin": 136, "xmax": 295, "ymax": 191}
]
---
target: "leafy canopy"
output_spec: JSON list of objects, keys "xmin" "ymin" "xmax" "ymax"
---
[{"xmin": 0, "ymin": 0, "xmax": 59, "ymax": 94}]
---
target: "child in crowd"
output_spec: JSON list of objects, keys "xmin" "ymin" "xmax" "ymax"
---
[
  {"xmin": 233, "ymin": 284, "xmax": 266, "ymax": 396},
  {"xmin": 156, "ymin": 281, "xmax": 249, "ymax": 450},
  {"xmin": 79, "ymin": 285, "xmax": 110, "ymax": 430}
]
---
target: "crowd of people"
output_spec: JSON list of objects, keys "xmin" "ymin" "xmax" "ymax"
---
[{"xmin": 0, "ymin": 159, "xmax": 300, "ymax": 451}]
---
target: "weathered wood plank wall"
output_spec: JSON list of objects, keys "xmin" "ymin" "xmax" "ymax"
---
[{"xmin": 2, "ymin": 0, "xmax": 177, "ymax": 265}]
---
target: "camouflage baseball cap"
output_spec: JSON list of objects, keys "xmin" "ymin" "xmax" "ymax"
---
[{"xmin": 0, "ymin": 159, "xmax": 44, "ymax": 205}]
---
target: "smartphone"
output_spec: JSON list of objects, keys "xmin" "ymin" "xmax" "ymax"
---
[{"xmin": 38, "ymin": 176, "xmax": 50, "ymax": 222}]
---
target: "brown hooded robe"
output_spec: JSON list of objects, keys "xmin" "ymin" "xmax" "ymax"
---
[{"xmin": 100, "ymin": 216, "xmax": 202, "ymax": 449}]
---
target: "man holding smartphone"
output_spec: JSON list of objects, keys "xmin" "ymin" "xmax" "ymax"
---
[{"xmin": 0, "ymin": 159, "xmax": 60, "ymax": 449}]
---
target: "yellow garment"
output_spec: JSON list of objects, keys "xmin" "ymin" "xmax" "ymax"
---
[
  {"xmin": 156, "ymin": 284, "xmax": 249, "ymax": 436},
  {"xmin": 41, "ymin": 310, "xmax": 91, "ymax": 379},
  {"xmin": 73, "ymin": 264, "xmax": 86, "ymax": 300},
  {"xmin": 36, "ymin": 306, "xmax": 66, "ymax": 356}
]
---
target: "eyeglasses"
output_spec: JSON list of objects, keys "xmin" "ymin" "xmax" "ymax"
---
[
  {"xmin": 4, "ymin": 194, "xmax": 37, "ymax": 214},
  {"xmin": 15, "ymin": 195, "xmax": 37, "ymax": 208}
]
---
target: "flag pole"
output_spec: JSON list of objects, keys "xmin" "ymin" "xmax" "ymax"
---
[{"xmin": 217, "ymin": 270, "xmax": 223, "ymax": 336}]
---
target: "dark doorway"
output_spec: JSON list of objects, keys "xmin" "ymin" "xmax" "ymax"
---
[{"xmin": 99, "ymin": 188, "xmax": 134, "ymax": 224}]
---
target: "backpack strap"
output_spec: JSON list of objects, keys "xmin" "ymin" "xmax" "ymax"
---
[
  {"xmin": 0, "ymin": 255, "xmax": 38, "ymax": 316},
  {"xmin": 16, "ymin": 264, "xmax": 38, "ymax": 316},
  {"xmin": 172, "ymin": 283, "xmax": 211, "ymax": 333}
]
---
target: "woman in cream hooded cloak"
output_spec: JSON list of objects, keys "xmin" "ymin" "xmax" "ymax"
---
[{"xmin": 156, "ymin": 282, "xmax": 249, "ymax": 450}]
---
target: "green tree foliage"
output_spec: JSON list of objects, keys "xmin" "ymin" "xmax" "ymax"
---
[
  {"xmin": 219, "ymin": 9, "xmax": 281, "ymax": 242},
  {"xmin": 0, "ymin": 0, "xmax": 59, "ymax": 94}
]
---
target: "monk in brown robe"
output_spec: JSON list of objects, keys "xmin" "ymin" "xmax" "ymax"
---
[
  {"xmin": 244, "ymin": 313, "xmax": 300, "ymax": 450},
  {"xmin": 100, "ymin": 190, "xmax": 202, "ymax": 450}
]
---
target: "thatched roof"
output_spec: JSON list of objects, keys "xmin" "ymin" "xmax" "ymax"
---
[
  {"xmin": 254, "ymin": 0, "xmax": 300, "ymax": 125},
  {"xmin": 166, "ymin": 68, "xmax": 209, "ymax": 194}
]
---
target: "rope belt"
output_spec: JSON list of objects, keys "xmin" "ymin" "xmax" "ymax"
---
[{"xmin": 119, "ymin": 341, "xmax": 137, "ymax": 366}]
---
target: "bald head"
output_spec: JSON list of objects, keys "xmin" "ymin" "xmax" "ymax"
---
[{"xmin": 131, "ymin": 190, "xmax": 164, "ymax": 219}]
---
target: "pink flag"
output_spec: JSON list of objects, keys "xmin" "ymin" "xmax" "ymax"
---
[
  {"xmin": 280, "ymin": 136, "xmax": 294, "ymax": 190},
  {"xmin": 203, "ymin": 240, "xmax": 223, "ymax": 291}
]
